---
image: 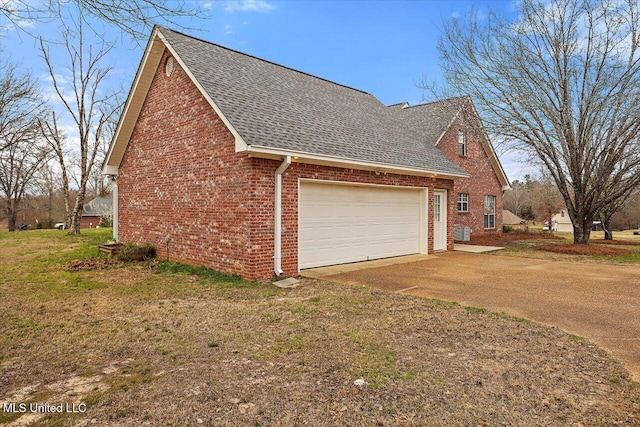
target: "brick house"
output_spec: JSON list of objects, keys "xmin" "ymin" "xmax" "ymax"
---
[
  {"xmin": 389, "ymin": 98, "xmax": 510, "ymax": 236},
  {"xmin": 103, "ymin": 27, "xmax": 509, "ymax": 280},
  {"xmin": 81, "ymin": 196, "xmax": 112, "ymax": 228}
]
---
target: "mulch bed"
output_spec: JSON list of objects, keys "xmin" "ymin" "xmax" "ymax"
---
[
  {"xmin": 537, "ymin": 244, "xmax": 632, "ymax": 256},
  {"xmin": 591, "ymin": 239, "xmax": 640, "ymax": 247}
]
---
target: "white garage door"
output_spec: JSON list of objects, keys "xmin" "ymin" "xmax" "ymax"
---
[{"xmin": 299, "ymin": 182, "xmax": 423, "ymax": 269}]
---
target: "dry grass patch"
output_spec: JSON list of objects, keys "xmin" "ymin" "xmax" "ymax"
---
[{"xmin": 1, "ymin": 229, "xmax": 639, "ymax": 426}]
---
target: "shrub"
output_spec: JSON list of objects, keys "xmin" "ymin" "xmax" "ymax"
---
[
  {"xmin": 116, "ymin": 242, "xmax": 156, "ymax": 262},
  {"xmin": 502, "ymin": 225, "xmax": 514, "ymax": 233},
  {"xmin": 99, "ymin": 215, "xmax": 113, "ymax": 227}
]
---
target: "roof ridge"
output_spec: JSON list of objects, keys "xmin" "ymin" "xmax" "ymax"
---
[
  {"xmin": 159, "ymin": 26, "xmax": 371, "ymax": 96},
  {"xmin": 400, "ymin": 96, "xmax": 470, "ymax": 110}
]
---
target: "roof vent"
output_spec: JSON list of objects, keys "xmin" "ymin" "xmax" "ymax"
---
[{"xmin": 165, "ymin": 57, "xmax": 174, "ymax": 77}]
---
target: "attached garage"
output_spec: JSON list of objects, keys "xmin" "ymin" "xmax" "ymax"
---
[
  {"xmin": 298, "ymin": 181, "xmax": 428, "ymax": 269},
  {"xmin": 106, "ymin": 27, "xmax": 471, "ymax": 279}
]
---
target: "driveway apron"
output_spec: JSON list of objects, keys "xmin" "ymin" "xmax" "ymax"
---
[{"xmin": 313, "ymin": 252, "xmax": 640, "ymax": 382}]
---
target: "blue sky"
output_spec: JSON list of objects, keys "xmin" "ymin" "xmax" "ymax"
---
[{"xmin": 0, "ymin": 0, "xmax": 531, "ymax": 180}]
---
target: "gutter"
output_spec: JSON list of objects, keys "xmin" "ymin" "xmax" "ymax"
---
[
  {"xmin": 246, "ymin": 145, "xmax": 469, "ymax": 180},
  {"xmin": 274, "ymin": 156, "xmax": 291, "ymax": 276},
  {"xmin": 110, "ymin": 175, "xmax": 119, "ymax": 241}
]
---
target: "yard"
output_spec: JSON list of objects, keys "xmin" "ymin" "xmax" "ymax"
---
[
  {"xmin": 470, "ymin": 229, "xmax": 640, "ymax": 262},
  {"xmin": 1, "ymin": 229, "xmax": 638, "ymax": 426}
]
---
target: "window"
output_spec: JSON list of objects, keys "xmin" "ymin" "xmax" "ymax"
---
[
  {"xmin": 457, "ymin": 193, "xmax": 469, "ymax": 212},
  {"xmin": 434, "ymin": 194, "xmax": 441, "ymax": 222},
  {"xmin": 458, "ymin": 130, "xmax": 467, "ymax": 156},
  {"xmin": 484, "ymin": 195, "xmax": 496, "ymax": 229}
]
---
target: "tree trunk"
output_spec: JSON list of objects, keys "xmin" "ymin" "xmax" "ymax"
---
[
  {"xmin": 69, "ymin": 188, "xmax": 86, "ymax": 235},
  {"xmin": 602, "ymin": 215, "xmax": 613, "ymax": 240},
  {"xmin": 573, "ymin": 222, "xmax": 592, "ymax": 244},
  {"xmin": 7, "ymin": 213, "xmax": 17, "ymax": 232}
]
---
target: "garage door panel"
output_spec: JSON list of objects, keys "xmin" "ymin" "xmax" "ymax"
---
[{"xmin": 299, "ymin": 182, "xmax": 422, "ymax": 269}]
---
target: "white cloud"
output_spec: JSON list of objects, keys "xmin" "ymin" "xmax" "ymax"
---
[
  {"xmin": 224, "ymin": 0, "xmax": 275, "ymax": 13},
  {"xmin": 224, "ymin": 24, "xmax": 233, "ymax": 35}
]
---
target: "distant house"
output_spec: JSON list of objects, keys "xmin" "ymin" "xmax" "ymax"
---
[
  {"xmin": 550, "ymin": 209, "xmax": 573, "ymax": 232},
  {"xmin": 502, "ymin": 210, "xmax": 527, "ymax": 231},
  {"xmin": 81, "ymin": 197, "xmax": 112, "ymax": 228},
  {"xmin": 103, "ymin": 27, "xmax": 509, "ymax": 279},
  {"xmin": 550, "ymin": 209, "xmax": 603, "ymax": 232}
]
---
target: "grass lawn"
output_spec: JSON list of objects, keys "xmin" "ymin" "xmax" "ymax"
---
[
  {"xmin": 471, "ymin": 229, "xmax": 640, "ymax": 263},
  {"xmin": 1, "ymin": 229, "xmax": 638, "ymax": 425}
]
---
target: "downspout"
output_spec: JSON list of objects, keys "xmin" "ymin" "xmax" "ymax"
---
[
  {"xmin": 111, "ymin": 176, "xmax": 118, "ymax": 241},
  {"xmin": 274, "ymin": 156, "xmax": 291, "ymax": 276}
]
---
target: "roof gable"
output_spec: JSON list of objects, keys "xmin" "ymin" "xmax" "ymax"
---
[
  {"xmin": 83, "ymin": 197, "xmax": 112, "ymax": 216},
  {"xmin": 390, "ymin": 97, "xmax": 511, "ymax": 190}
]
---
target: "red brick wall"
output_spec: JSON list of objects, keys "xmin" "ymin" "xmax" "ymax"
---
[
  {"xmin": 267, "ymin": 161, "xmax": 455, "ymax": 278},
  {"xmin": 117, "ymin": 49, "xmax": 458, "ymax": 280},
  {"xmin": 118, "ymin": 49, "xmax": 255, "ymax": 278},
  {"xmin": 437, "ymin": 117, "xmax": 503, "ymax": 236},
  {"xmin": 80, "ymin": 216, "xmax": 100, "ymax": 229}
]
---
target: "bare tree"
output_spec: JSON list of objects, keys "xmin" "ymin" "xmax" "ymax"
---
[
  {"xmin": 612, "ymin": 192, "xmax": 640, "ymax": 230},
  {"xmin": 434, "ymin": 0, "xmax": 640, "ymax": 244},
  {"xmin": 0, "ymin": 126, "xmax": 50, "ymax": 231},
  {"xmin": 87, "ymin": 106, "xmax": 119, "ymax": 198},
  {"xmin": 0, "ymin": 61, "xmax": 46, "ymax": 151},
  {"xmin": 39, "ymin": 22, "xmax": 121, "ymax": 235},
  {"xmin": 1, "ymin": 0, "xmax": 206, "ymax": 40},
  {"xmin": 32, "ymin": 160, "xmax": 60, "ymax": 229},
  {"xmin": 39, "ymin": 113, "xmax": 73, "ymax": 231},
  {"xmin": 503, "ymin": 180, "xmax": 531, "ymax": 218},
  {"xmin": 531, "ymin": 177, "xmax": 565, "ymax": 231}
]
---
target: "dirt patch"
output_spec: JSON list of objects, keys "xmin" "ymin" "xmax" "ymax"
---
[
  {"xmin": 537, "ymin": 243, "xmax": 633, "ymax": 256},
  {"xmin": 467, "ymin": 232, "xmax": 562, "ymax": 246},
  {"xmin": 66, "ymin": 257, "xmax": 124, "ymax": 271}
]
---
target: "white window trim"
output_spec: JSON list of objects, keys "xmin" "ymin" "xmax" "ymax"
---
[
  {"xmin": 457, "ymin": 193, "xmax": 469, "ymax": 212},
  {"xmin": 484, "ymin": 195, "xmax": 496, "ymax": 229},
  {"xmin": 458, "ymin": 130, "xmax": 467, "ymax": 157}
]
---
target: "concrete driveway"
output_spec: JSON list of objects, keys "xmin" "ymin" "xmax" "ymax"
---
[{"xmin": 304, "ymin": 252, "xmax": 640, "ymax": 382}]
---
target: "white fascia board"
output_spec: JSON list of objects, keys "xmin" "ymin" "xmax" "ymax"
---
[
  {"xmin": 103, "ymin": 165, "xmax": 119, "ymax": 176},
  {"xmin": 247, "ymin": 146, "xmax": 469, "ymax": 180},
  {"xmin": 156, "ymin": 30, "xmax": 249, "ymax": 153},
  {"xmin": 103, "ymin": 27, "xmax": 164, "ymax": 175},
  {"xmin": 434, "ymin": 106, "xmax": 463, "ymax": 147}
]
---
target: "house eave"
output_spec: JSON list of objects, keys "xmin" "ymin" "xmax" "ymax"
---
[
  {"xmin": 245, "ymin": 145, "xmax": 469, "ymax": 180},
  {"xmin": 102, "ymin": 26, "xmax": 249, "ymax": 177}
]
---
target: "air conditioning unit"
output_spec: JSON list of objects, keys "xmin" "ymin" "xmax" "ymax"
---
[{"xmin": 454, "ymin": 226, "xmax": 471, "ymax": 242}]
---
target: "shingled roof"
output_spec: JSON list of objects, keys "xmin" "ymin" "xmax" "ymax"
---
[
  {"xmin": 157, "ymin": 28, "xmax": 467, "ymax": 177},
  {"xmin": 388, "ymin": 97, "xmax": 468, "ymax": 146},
  {"xmin": 104, "ymin": 27, "xmax": 470, "ymax": 178},
  {"xmin": 389, "ymin": 97, "xmax": 511, "ymax": 189}
]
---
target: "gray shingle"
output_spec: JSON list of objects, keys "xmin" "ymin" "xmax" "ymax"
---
[
  {"xmin": 160, "ymin": 28, "xmax": 468, "ymax": 177},
  {"xmin": 389, "ymin": 97, "xmax": 468, "ymax": 146},
  {"xmin": 82, "ymin": 197, "xmax": 112, "ymax": 216}
]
